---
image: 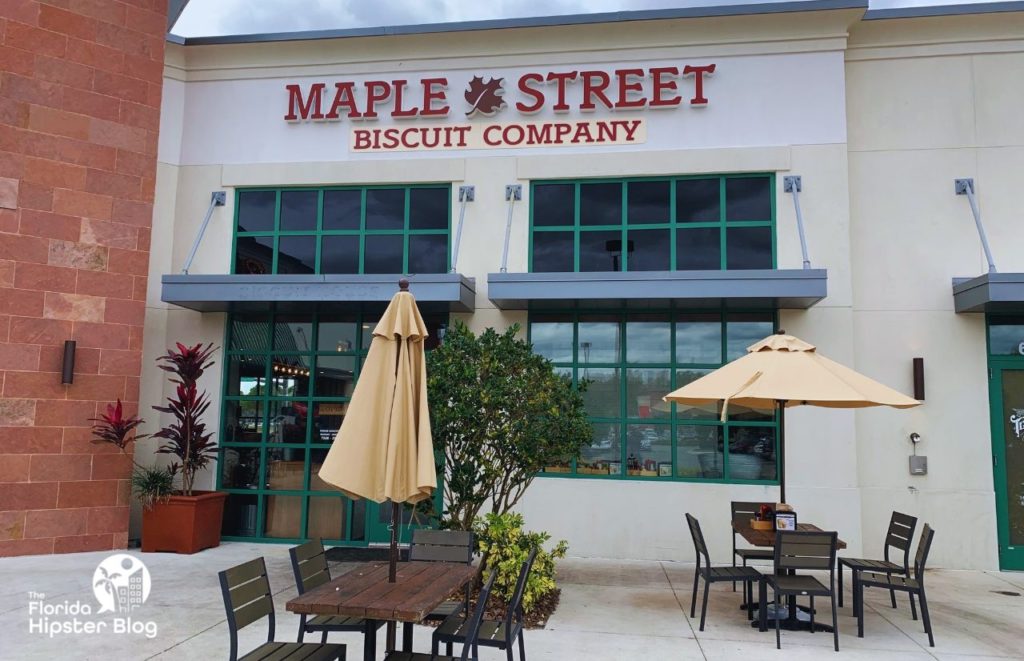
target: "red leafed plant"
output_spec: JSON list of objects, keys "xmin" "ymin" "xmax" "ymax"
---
[
  {"xmin": 91, "ymin": 399, "xmax": 147, "ymax": 456},
  {"xmin": 152, "ymin": 342, "xmax": 219, "ymax": 496}
]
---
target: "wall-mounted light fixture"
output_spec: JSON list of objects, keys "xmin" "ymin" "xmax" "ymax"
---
[
  {"xmin": 912, "ymin": 357, "xmax": 925, "ymax": 401},
  {"xmin": 61, "ymin": 340, "xmax": 76, "ymax": 385},
  {"xmin": 909, "ymin": 432, "xmax": 927, "ymax": 475}
]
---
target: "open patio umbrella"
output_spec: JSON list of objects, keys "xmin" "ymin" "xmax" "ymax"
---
[
  {"xmin": 318, "ymin": 279, "xmax": 436, "ymax": 582},
  {"xmin": 663, "ymin": 331, "xmax": 919, "ymax": 503}
]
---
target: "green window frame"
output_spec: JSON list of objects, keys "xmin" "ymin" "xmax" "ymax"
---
[
  {"xmin": 232, "ymin": 184, "xmax": 452, "ymax": 275},
  {"xmin": 529, "ymin": 308, "xmax": 779, "ymax": 484},
  {"xmin": 218, "ymin": 307, "xmax": 445, "ymax": 544},
  {"xmin": 528, "ymin": 174, "xmax": 776, "ymax": 272}
]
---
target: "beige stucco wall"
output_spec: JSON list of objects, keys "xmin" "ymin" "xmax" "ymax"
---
[{"xmin": 135, "ymin": 8, "xmax": 1024, "ymax": 569}]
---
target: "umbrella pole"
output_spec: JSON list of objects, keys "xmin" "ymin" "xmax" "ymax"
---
[
  {"xmin": 389, "ymin": 500, "xmax": 400, "ymax": 582},
  {"xmin": 778, "ymin": 400, "xmax": 786, "ymax": 505}
]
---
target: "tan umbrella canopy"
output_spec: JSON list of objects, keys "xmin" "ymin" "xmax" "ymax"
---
[
  {"xmin": 319, "ymin": 280, "xmax": 435, "ymax": 580},
  {"xmin": 664, "ymin": 331, "xmax": 919, "ymax": 503}
]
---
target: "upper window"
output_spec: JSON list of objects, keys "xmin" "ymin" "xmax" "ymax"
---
[
  {"xmin": 233, "ymin": 186, "xmax": 451, "ymax": 276},
  {"xmin": 529, "ymin": 175, "xmax": 774, "ymax": 273},
  {"xmin": 989, "ymin": 316, "xmax": 1024, "ymax": 357}
]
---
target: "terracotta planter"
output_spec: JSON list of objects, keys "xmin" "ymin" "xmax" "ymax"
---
[{"xmin": 141, "ymin": 490, "xmax": 227, "ymax": 554}]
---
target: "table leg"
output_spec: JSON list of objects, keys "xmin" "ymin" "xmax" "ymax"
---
[
  {"xmin": 363, "ymin": 619, "xmax": 377, "ymax": 661},
  {"xmin": 403, "ymin": 622, "xmax": 413, "ymax": 651}
]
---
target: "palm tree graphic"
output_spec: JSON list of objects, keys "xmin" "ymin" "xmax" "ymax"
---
[{"xmin": 94, "ymin": 566, "xmax": 122, "ymax": 611}]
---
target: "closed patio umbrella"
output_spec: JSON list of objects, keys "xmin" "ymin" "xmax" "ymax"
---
[
  {"xmin": 318, "ymin": 279, "xmax": 436, "ymax": 581},
  {"xmin": 663, "ymin": 331, "xmax": 919, "ymax": 503}
]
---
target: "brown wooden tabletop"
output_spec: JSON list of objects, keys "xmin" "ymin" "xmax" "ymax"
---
[
  {"xmin": 733, "ymin": 522, "xmax": 847, "ymax": 550},
  {"xmin": 286, "ymin": 561, "xmax": 478, "ymax": 622}
]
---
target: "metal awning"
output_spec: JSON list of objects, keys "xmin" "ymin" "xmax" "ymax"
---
[
  {"xmin": 952, "ymin": 273, "xmax": 1024, "ymax": 313},
  {"xmin": 487, "ymin": 269, "xmax": 827, "ymax": 309},
  {"xmin": 161, "ymin": 273, "xmax": 475, "ymax": 313}
]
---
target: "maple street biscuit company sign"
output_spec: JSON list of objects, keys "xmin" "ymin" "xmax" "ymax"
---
[{"xmin": 283, "ymin": 65, "xmax": 715, "ymax": 152}]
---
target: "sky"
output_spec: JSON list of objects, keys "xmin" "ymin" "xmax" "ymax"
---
[{"xmin": 171, "ymin": 0, "xmax": 997, "ymax": 37}]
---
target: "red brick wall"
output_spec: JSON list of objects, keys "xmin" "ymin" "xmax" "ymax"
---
[{"xmin": 0, "ymin": 1, "xmax": 167, "ymax": 556}]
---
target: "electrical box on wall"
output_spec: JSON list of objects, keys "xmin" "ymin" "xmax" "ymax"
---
[{"xmin": 909, "ymin": 455, "xmax": 928, "ymax": 475}]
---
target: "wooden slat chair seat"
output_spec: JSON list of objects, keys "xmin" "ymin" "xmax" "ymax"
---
[
  {"xmin": 838, "ymin": 511, "xmax": 918, "ymax": 615},
  {"xmin": 433, "ymin": 548, "xmax": 538, "ymax": 661},
  {"xmin": 685, "ymin": 513, "xmax": 765, "ymax": 632},
  {"xmin": 288, "ymin": 540, "xmax": 384, "ymax": 643},
  {"xmin": 856, "ymin": 524, "xmax": 936, "ymax": 647},
  {"xmin": 761, "ymin": 530, "xmax": 840, "ymax": 652},
  {"xmin": 408, "ymin": 529, "xmax": 475, "ymax": 623},
  {"xmin": 384, "ymin": 571, "xmax": 497, "ymax": 661},
  {"xmin": 219, "ymin": 557, "xmax": 345, "ymax": 661}
]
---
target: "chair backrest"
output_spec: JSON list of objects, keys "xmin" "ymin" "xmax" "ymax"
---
[
  {"xmin": 458, "ymin": 570, "xmax": 497, "ymax": 661},
  {"xmin": 289, "ymin": 539, "xmax": 331, "ymax": 595},
  {"xmin": 773, "ymin": 530, "xmax": 838, "ymax": 576},
  {"xmin": 505, "ymin": 547, "xmax": 539, "ymax": 632},
  {"xmin": 218, "ymin": 557, "xmax": 275, "ymax": 661},
  {"xmin": 685, "ymin": 513, "xmax": 711, "ymax": 570},
  {"xmin": 730, "ymin": 501, "xmax": 774, "ymax": 548},
  {"xmin": 883, "ymin": 511, "xmax": 918, "ymax": 571},
  {"xmin": 409, "ymin": 529, "xmax": 474, "ymax": 564},
  {"xmin": 912, "ymin": 524, "xmax": 935, "ymax": 583}
]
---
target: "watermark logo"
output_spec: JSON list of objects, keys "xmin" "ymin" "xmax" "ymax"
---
[{"xmin": 93, "ymin": 554, "xmax": 151, "ymax": 614}]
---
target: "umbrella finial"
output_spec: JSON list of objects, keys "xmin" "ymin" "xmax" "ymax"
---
[
  {"xmin": 777, "ymin": 329, "xmax": 786, "ymax": 335},
  {"xmin": 398, "ymin": 278, "xmax": 410, "ymax": 292}
]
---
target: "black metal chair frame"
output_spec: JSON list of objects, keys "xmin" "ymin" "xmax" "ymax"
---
[
  {"xmin": 409, "ymin": 529, "xmax": 475, "ymax": 622},
  {"xmin": 289, "ymin": 539, "xmax": 385, "ymax": 643},
  {"xmin": 856, "ymin": 524, "xmax": 936, "ymax": 647},
  {"xmin": 218, "ymin": 556, "xmax": 346, "ymax": 661},
  {"xmin": 838, "ymin": 511, "xmax": 918, "ymax": 615},
  {"xmin": 383, "ymin": 571, "xmax": 497, "ymax": 661},
  {"xmin": 433, "ymin": 547, "xmax": 537, "ymax": 661},
  {"xmin": 761, "ymin": 529, "xmax": 839, "ymax": 652},
  {"xmin": 685, "ymin": 513, "xmax": 764, "ymax": 632},
  {"xmin": 730, "ymin": 501, "xmax": 776, "ymax": 592}
]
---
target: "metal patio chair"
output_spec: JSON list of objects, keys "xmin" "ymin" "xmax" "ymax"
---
[
  {"xmin": 383, "ymin": 571, "xmax": 497, "ymax": 661},
  {"xmin": 761, "ymin": 529, "xmax": 840, "ymax": 652},
  {"xmin": 433, "ymin": 547, "xmax": 538, "ymax": 661},
  {"xmin": 409, "ymin": 529, "xmax": 475, "ymax": 622},
  {"xmin": 288, "ymin": 539, "xmax": 384, "ymax": 643},
  {"xmin": 730, "ymin": 501, "xmax": 776, "ymax": 591},
  {"xmin": 838, "ymin": 511, "xmax": 918, "ymax": 615},
  {"xmin": 218, "ymin": 556, "xmax": 346, "ymax": 661},
  {"xmin": 685, "ymin": 513, "xmax": 764, "ymax": 632},
  {"xmin": 856, "ymin": 524, "xmax": 936, "ymax": 647}
]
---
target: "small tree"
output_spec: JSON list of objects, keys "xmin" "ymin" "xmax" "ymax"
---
[
  {"xmin": 428, "ymin": 323, "xmax": 591, "ymax": 530},
  {"xmin": 152, "ymin": 342, "xmax": 218, "ymax": 496}
]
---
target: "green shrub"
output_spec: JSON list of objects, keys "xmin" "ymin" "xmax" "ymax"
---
[{"xmin": 474, "ymin": 512, "xmax": 568, "ymax": 614}]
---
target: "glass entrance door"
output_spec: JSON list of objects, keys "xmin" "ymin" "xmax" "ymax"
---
[{"xmin": 991, "ymin": 366, "xmax": 1024, "ymax": 570}]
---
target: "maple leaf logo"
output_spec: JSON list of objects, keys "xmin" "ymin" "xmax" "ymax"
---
[{"xmin": 464, "ymin": 75, "xmax": 505, "ymax": 117}]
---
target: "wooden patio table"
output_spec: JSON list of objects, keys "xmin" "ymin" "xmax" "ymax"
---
[
  {"xmin": 286, "ymin": 561, "xmax": 478, "ymax": 661},
  {"xmin": 732, "ymin": 521, "xmax": 846, "ymax": 632}
]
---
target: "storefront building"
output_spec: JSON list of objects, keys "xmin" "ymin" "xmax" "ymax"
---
[{"xmin": 138, "ymin": 1, "xmax": 1024, "ymax": 570}]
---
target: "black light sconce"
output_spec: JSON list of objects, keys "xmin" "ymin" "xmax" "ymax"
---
[
  {"xmin": 61, "ymin": 340, "xmax": 76, "ymax": 385},
  {"xmin": 912, "ymin": 357, "xmax": 925, "ymax": 401}
]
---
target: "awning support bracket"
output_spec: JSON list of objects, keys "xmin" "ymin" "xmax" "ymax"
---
[
  {"xmin": 955, "ymin": 178, "xmax": 997, "ymax": 274},
  {"xmin": 181, "ymin": 191, "xmax": 226, "ymax": 275},
  {"xmin": 450, "ymin": 185, "xmax": 475, "ymax": 273},
  {"xmin": 783, "ymin": 176, "xmax": 811, "ymax": 270},
  {"xmin": 500, "ymin": 184, "xmax": 522, "ymax": 273}
]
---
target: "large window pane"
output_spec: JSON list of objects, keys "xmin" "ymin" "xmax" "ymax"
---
[
  {"xmin": 277, "ymin": 236, "xmax": 315, "ymax": 274},
  {"xmin": 320, "ymin": 236, "xmax": 359, "ymax": 274},
  {"xmin": 266, "ymin": 401, "xmax": 309, "ymax": 445},
  {"xmin": 270, "ymin": 356, "xmax": 311, "ymax": 398},
  {"xmin": 726, "ymin": 227, "xmax": 772, "ymax": 270},
  {"xmin": 578, "ymin": 423, "xmax": 620, "ymax": 475},
  {"xmin": 223, "ymin": 399, "xmax": 263, "ymax": 443},
  {"xmin": 579, "ymin": 230, "xmax": 623, "ymax": 271},
  {"xmin": 365, "ymin": 188, "xmax": 405, "ymax": 230},
  {"xmin": 578, "ymin": 320, "xmax": 620, "ymax": 363},
  {"xmin": 318, "ymin": 319, "xmax": 357, "ymax": 353},
  {"xmin": 264, "ymin": 495, "xmax": 302, "ymax": 538},
  {"xmin": 674, "ymin": 369, "xmax": 716, "ymax": 420},
  {"xmin": 626, "ymin": 368, "xmax": 671, "ymax": 419},
  {"xmin": 580, "ymin": 367, "xmax": 620, "ymax": 418},
  {"xmin": 313, "ymin": 402, "xmax": 347, "ymax": 443},
  {"xmin": 230, "ymin": 316, "xmax": 269, "ymax": 351},
  {"xmin": 531, "ymin": 231, "xmax": 573, "ymax": 272},
  {"xmin": 222, "ymin": 494, "xmax": 259, "ymax": 537},
  {"xmin": 533, "ymin": 184, "xmax": 574, "ymax": 227},
  {"xmin": 627, "ymin": 181, "xmax": 670, "ymax": 223},
  {"xmin": 307, "ymin": 496, "xmax": 345, "ymax": 540},
  {"xmin": 409, "ymin": 188, "xmax": 449, "ymax": 230},
  {"xmin": 989, "ymin": 321, "xmax": 1024, "ymax": 356},
  {"xmin": 728, "ymin": 426, "xmax": 776, "ymax": 480},
  {"xmin": 531, "ymin": 319, "xmax": 574, "ymax": 363},
  {"xmin": 408, "ymin": 234, "xmax": 448, "ymax": 273},
  {"xmin": 322, "ymin": 189, "xmax": 361, "ymax": 230},
  {"xmin": 274, "ymin": 317, "xmax": 312, "ymax": 351},
  {"xmin": 626, "ymin": 229, "xmax": 670, "ymax": 271},
  {"xmin": 280, "ymin": 190, "xmax": 317, "ymax": 231},
  {"xmin": 626, "ymin": 320, "xmax": 670, "ymax": 364},
  {"xmin": 363, "ymin": 235, "xmax": 404, "ymax": 273},
  {"xmin": 220, "ymin": 447, "xmax": 261, "ymax": 489},
  {"xmin": 226, "ymin": 355, "xmax": 267, "ymax": 396},
  {"xmin": 726, "ymin": 315, "xmax": 773, "ymax": 361},
  {"xmin": 676, "ymin": 426, "xmax": 723, "ymax": 478},
  {"xmin": 234, "ymin": 236, "xmax": 274, "ymax": 274},
  {"xmin": 314, "ymin": 355, "xmax": 356, "ymax": 398},
  {"xmin": 726, "ymin": 177, "xmax": 771, "ymax": 221},
  {"xmin": 676, "ymin": 227, "xmax": 720, "ymax": 270},
  {"xmin": 676, "ymin": 316, "xmax": 722, "ymax": 365},
  {"xmin": 676, "ymin": 179, "xmax": 719, "ymax": 223},
  {"xmin": 237, "ymin": 190, "xmax": 276, "ymax": 232},
  {"xmin": 579, "ymin": 183, "xmax": 621, "ymax": 226},
  {"xmin": 626, "ymin": 424, "xmax": 671, "ymax": 477}
]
